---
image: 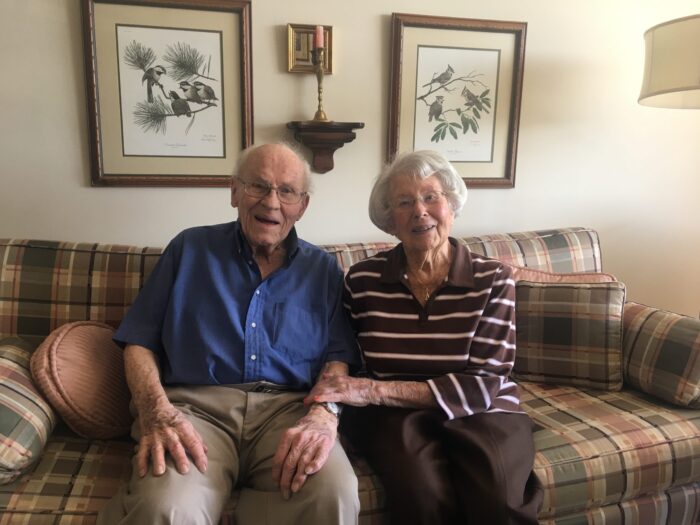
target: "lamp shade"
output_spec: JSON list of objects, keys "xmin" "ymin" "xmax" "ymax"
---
[{"xmin": 639, "ymin": 14, "xmax": 700, "ymax": 108}]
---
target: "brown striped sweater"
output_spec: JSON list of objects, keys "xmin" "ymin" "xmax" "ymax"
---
[{"xmin": 343, "ymin": 238, "xmax": 523, "ymax": 420}]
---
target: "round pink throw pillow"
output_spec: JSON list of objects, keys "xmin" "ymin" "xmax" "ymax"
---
[{"xmin": 30, "ymin": 321, "xmax": 132, "ymax": 439}]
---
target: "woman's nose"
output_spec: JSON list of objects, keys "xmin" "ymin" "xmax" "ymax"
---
[{"xmin": 412, "ymin": 199, "xmax": 428, "ymax": 216}]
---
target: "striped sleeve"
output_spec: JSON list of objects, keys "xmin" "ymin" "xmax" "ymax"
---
[{"xmin": 428, "ymin": 265, "xmax": 519, "ymax": 419}]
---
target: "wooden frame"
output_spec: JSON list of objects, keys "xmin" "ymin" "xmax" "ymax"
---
[
  {"xmin": 388, "ymin": 13, "xmax": 526, "ymax": 188},
  {"xmin": 81, "ymin": 0, "xmax": 253, "ymax": 187},
  {"xmin": 287, "ymin": 24, "xmax": 332, "ymax": 74}
]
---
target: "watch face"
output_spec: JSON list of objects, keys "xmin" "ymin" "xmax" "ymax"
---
[{"xmin": 321, "ymin": 401, "xmax": 340, "ymax": 416}]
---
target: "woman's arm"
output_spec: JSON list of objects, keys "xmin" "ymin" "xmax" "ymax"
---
[{"xmin": 306, "ymin": 374, "xmax": 438, "ymax": 409}]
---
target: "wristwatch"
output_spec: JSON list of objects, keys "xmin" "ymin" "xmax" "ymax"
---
[{"xmin": 316, "ymin": 401, "xmax": 342, "ymax": 418}]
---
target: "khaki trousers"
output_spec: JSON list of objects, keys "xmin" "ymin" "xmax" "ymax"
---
[{"xmin": 97, "ymin": 383, "xmax": 359, "ymax": 525}]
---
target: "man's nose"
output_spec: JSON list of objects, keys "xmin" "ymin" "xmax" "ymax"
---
[{"xmin": 260, "ymin": 188, "xmax": 281, "ymax": 207}]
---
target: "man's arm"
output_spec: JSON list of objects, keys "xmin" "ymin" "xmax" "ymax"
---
[
  {"xmin": 271, "ymin": 360, "xmax": 348, "ymax": 499},
  {"xmin": 124, "ymin": 344, "xmax": 208, "ymax": 477}
]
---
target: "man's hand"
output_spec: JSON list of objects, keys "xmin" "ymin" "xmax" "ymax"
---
[
  {"xmin": 304, "ymin": 372, "xmax": 378, "ymax": 407},
  {"xmin": 124, "ymin": 344, "xmax": 208, "ymax": 478},
  {"xmin": 136, "ymin": 401, "xmax": 208, "ymax": 477},
  {"xmin": 271, "ymin": 405, "xmax": 338, "ymax": 499}
]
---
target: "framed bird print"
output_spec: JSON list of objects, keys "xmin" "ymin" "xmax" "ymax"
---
[
  {"xmin": 387, "ymin": 13, "xmax": 526, "ymax": 188},
  {"xmin": 82, "ymin": 0, "xmax": 253, "ymax": 186}
]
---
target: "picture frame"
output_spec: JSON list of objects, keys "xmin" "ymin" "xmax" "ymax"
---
[
  {"xmin": 388, "ymin": 13, "xmax": 527, "ymax": 188},
  {"xmin": 287, "ymin": 24, "xmax": 333, "ymax": 74},
  {"xmin": 81, "ymin": 0, "xmax": 253, "ymax": 187}
]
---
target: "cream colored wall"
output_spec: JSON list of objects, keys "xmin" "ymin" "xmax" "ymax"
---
[{"xmin": 1, "ymin": 0, "xmax": 698, "ymax": 316}]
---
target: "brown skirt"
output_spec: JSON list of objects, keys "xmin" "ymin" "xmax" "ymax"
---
[{"xmin": 341, "ymin": 406, "xmax": 543, "ymax": 525}]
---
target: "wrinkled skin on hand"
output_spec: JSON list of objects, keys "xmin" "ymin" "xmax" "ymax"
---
[
  {"xmin": 136, "ymin": 402, "xmax": 208, "ymax": 478},
  {"xmin": 304, "ymin": 372, "xmax": 378, "ymax": 407},
  {"xmin": 271, "ymin": 405, "xmax": 338, "ymax": 500}
]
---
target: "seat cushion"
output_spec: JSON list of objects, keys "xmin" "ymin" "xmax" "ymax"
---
[{"xmin": 521, "ymin": 381, "xmax": 700, "ymax": 519}]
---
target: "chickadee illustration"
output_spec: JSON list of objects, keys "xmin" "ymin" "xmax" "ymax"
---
[
  {"xmin": 423, "ymin": 65, "xmax": 454, "ymax": 88},
  {"xmin": 169, "ymin": 91, "xmax": 192, "ymax": 117},
  {"xmin": 142, "ymin": 65, "xmax": 166, "ymax": 102},
  {"xmin": 428, "ymin": 96, "xmax": 444, "ymax": 122},
  {"xmin": 179, "ymin": 81, "xmax": 203, "ymax": 104},
  {"xmin": 193, "ymin": 81, "xmax": 218, "ymax": 104}
]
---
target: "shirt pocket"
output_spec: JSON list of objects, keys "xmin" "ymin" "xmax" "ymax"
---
[{"xmin": 272, "ymin": 302, "xmax": 325, "ymax": 361}]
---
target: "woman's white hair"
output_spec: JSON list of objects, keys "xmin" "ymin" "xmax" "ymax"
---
[{"xmin": 368, "ymin": 150, "xmax": 468, "ymax": 233}]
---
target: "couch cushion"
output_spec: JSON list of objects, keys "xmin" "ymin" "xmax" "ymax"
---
[
  {"xmin": 521, "ymin": 381, "xmax": 700, "ymax": 519},
  {"xmin": 514, "ymin": 281, "xmax": 626, "ymax": 390},
  {"xmin": 30, "ymin": 321, "xmax": 132, "ymax": 439},
  {"xmin": 623, "ymin": 302, "xmax": 700, "ymax": 407},
  {"xmin": 0, "ymin": 337, "xmax": 56, "ymax": 484}
]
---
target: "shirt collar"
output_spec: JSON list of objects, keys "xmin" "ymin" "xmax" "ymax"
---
[
  {"xmin": 380, "ymin": 237, "xmax": 475, "ymax": 289},
  {"xmin": 232, "ymin": 220, "xmax": 300, "ymax": 263}
]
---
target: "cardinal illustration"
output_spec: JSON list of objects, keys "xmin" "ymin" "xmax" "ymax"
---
[
  {"xmin": 428, "ymin": 96, "xmax": 444, "ymax": 122},
  {"xmin": 462, "ymin": 86, "xmax": 480, "ymax": 106},
  {"xmin": 142, "ymin": 65, "xmax": 166, "ymax": 102},
  {"xmin": 423, "ymin": 65, "xmax": 454, "ymax": 88},
  {"xmin": 169, "ymin": 91, "xmax": 192, "ymax": 117},
  {"xmin": 193, "ymin": 81, "xmax": 218, "ymax": 104}
]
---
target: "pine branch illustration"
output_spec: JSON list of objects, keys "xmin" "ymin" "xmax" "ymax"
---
[
  {"xmin": 134, "ymin": 98, "xmax": 169, "ymax": 134},
  {"xmin": 134, "ymin": 98, "xmax": 218, "ymax": 134},
  {"xmin": 163, "ymin": 42, "xmax": 216, "ymax": 82},
  {"xmin": 123, "ymin": 40, "xmax": 156, "ymax": 71}
]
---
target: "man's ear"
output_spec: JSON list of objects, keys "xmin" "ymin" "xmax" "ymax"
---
[
  {"xmin": 296, "ymin": 193, "xmax": 310, "ymax": 221},
  {"xmin": 231, "ymin": 179, "xmax": 240, "ymax": 208}
]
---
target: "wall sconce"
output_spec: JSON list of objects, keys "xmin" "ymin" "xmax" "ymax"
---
[
  {"xmin": 286, "ymin": 24, "xmax": 364, "ymax": 173},
  {"xmin": 639, "ymin": 14, "xmax": 700, "ymax": 108}
]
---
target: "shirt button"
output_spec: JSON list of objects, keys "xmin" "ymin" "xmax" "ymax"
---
[
  {"xmin": 251, "ymin": 322, "xmax": 256, "ymax": 328},
  {"xmin": 248, "ymin": 260, "xmax": 253, "ymax": 265},
  {"xmin": 251, "ymin": 354, "xmax": 257, "ymax": 360},
  {"xmin": 255, "ymin": 290, "xmax": 260, "ymax": 295}
]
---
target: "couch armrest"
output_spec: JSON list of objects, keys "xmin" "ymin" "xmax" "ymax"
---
[{"xmin": 622, "ymin": 302, "xmax": 700, "ymax": 407}]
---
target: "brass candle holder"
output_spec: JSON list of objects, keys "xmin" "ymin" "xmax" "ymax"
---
[{"xmin": 311, "ymin": 48, "xmax": 329, "ymax": 121}]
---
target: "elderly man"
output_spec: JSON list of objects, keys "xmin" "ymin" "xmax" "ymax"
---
[{"xmin": 97, "ymin": 144, "xmax": 360, "ymax": 525}]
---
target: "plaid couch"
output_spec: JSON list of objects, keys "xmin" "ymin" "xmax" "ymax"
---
[{"xmin": 1, "ymin": 227, "xmax": 699, "ymax": 524}]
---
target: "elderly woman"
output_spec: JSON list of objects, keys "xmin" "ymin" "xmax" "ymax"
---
[{"xmin": 306, "ymin": 150, "xmax": 542, "ymax": 524}]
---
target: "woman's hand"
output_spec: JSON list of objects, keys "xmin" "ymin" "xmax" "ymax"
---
[{"xmin": 304, "ymin": 373, "xmax": 378, "ymax": 407}]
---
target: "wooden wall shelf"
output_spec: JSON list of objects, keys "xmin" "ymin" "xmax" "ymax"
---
[{"xmin": 287, "ymin": 120, "xmax": 365, "ymax": 173}]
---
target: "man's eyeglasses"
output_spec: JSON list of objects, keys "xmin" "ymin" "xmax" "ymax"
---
[
  {"xmin": 391, "ymin": 191, "xmax": 446, "ymax": 211},
  {"xmin": 237, "ymin": 178, "xmax": 307, "ymax": 205}
]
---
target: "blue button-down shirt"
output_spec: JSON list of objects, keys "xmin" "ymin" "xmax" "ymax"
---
[{"xmin": 114, "ymin": 221, "xmax": 359, "ymax": 390}]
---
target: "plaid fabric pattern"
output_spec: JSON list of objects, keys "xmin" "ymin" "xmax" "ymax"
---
[
  {"xmin": 0, "ymin": 338, "xmax": 56, "ymax": 484},
  {"xmin": 0, "ymin": 430, "xmax": 133, "ymax": 524},
  {"xmin": 623, "ymin": 302, "xmax": 700, "ymax": 408},
  {"xmin": 321, "ymin": 242, "xmax": 396, "ymax": 274},
  {"xmin": 3, "ymin": 383, "xmax": 700, "ymax": 523},
  {"xmin": 0, "ymin": 228, "xmax": 600, "ymax": 345},
  {"xmin": 514, "ymin": 281, "xmax": 626, "ymax": 390},
  {"xmin": 462, "ymin": 227, "xmax": 602, "ymax": 272},
  {"xmin": 0, "ymin": 240, "xmax": 162, "ymax": 348},
  {"xmin": 2, "ymin": 229, "xmax": 699, "ymax": 524},
  {"xmin": 521, "ymin": 381, "xmax": 700, "ymax": 521},
  {"xmin": 538, "ymin": 482, "xmax": 700, "ymax": 525}
]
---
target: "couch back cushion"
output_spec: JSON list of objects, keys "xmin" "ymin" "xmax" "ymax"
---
[
  {"xmin": 0, "ymin": 227, "xmax": 601, "ymax": 346},
  {"xmin": 623, "ymin": 302, "xmax": 700, "ymax": 407}
]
